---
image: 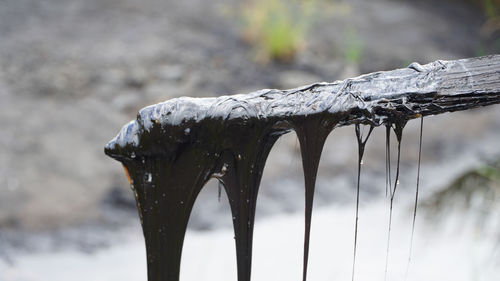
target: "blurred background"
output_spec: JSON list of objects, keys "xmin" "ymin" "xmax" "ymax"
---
[{"xmin": 0, "ymin": 0, "xmax": 499, "ymax": 280}]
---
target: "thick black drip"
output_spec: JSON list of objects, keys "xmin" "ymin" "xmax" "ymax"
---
[
  {"xmin": 112, "ymin": 118, "xmax": 285, "ymax": 281},
  {"xmin": 405, "ymin": 116, "xmax": 424, "ymax": 279},
  {"xmin": 122, "ymin": 147, "xmax": 217, "ymax": 281},
  {"xmin": 384, "ymin": 120, "xmax": 406, "ymax": 281},
  {"xmin": 293, "ymin": 114, "xmax": 339, "ymax": 281},
  {"xmin": 217, "ymin": 123, "xmax": 282, "ymax": 281},
  {"xmin": 352, "ymin": 124, "xmax": 374, "ymax": 281}
]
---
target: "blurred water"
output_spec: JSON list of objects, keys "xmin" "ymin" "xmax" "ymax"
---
[{"xmin": 1, "ymin": 200, "xmax": 499, "ymax": 281}]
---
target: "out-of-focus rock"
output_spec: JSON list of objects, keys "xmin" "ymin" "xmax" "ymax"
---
[
  {"xmin": 155, "ymin": 65, "xmax": 185, "ymax": 82},
  {"xmin": 277, "ymin": 70, "xmax": 322, "ymax": 89}
]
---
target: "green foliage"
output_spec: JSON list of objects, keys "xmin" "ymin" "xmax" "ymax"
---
[
  {"xmin": 241, "ymin": 0, "xmax": 318, "ymax": 63},
  {"xmin": 475, "ymin": 43, "xmax": 487, "ymax": 57},
  {"xmin": 342, "ymin": 28, "xmax": 363, "ymax": 64},
  {"xmin": 483, "ymin": 0, "xmax": 499, "ymax": 18},
  {"xmin": 461, "ymin": 0, "xmax": 499, "ymax": 18},
  {"xmin": 423, "ymin": 160, "xmax": 500, "ymax": 222}
]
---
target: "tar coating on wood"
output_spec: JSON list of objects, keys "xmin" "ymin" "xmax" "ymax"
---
[{"xmin": 104, "ymin": 55, "xmax": 500, "ymax": 281}]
